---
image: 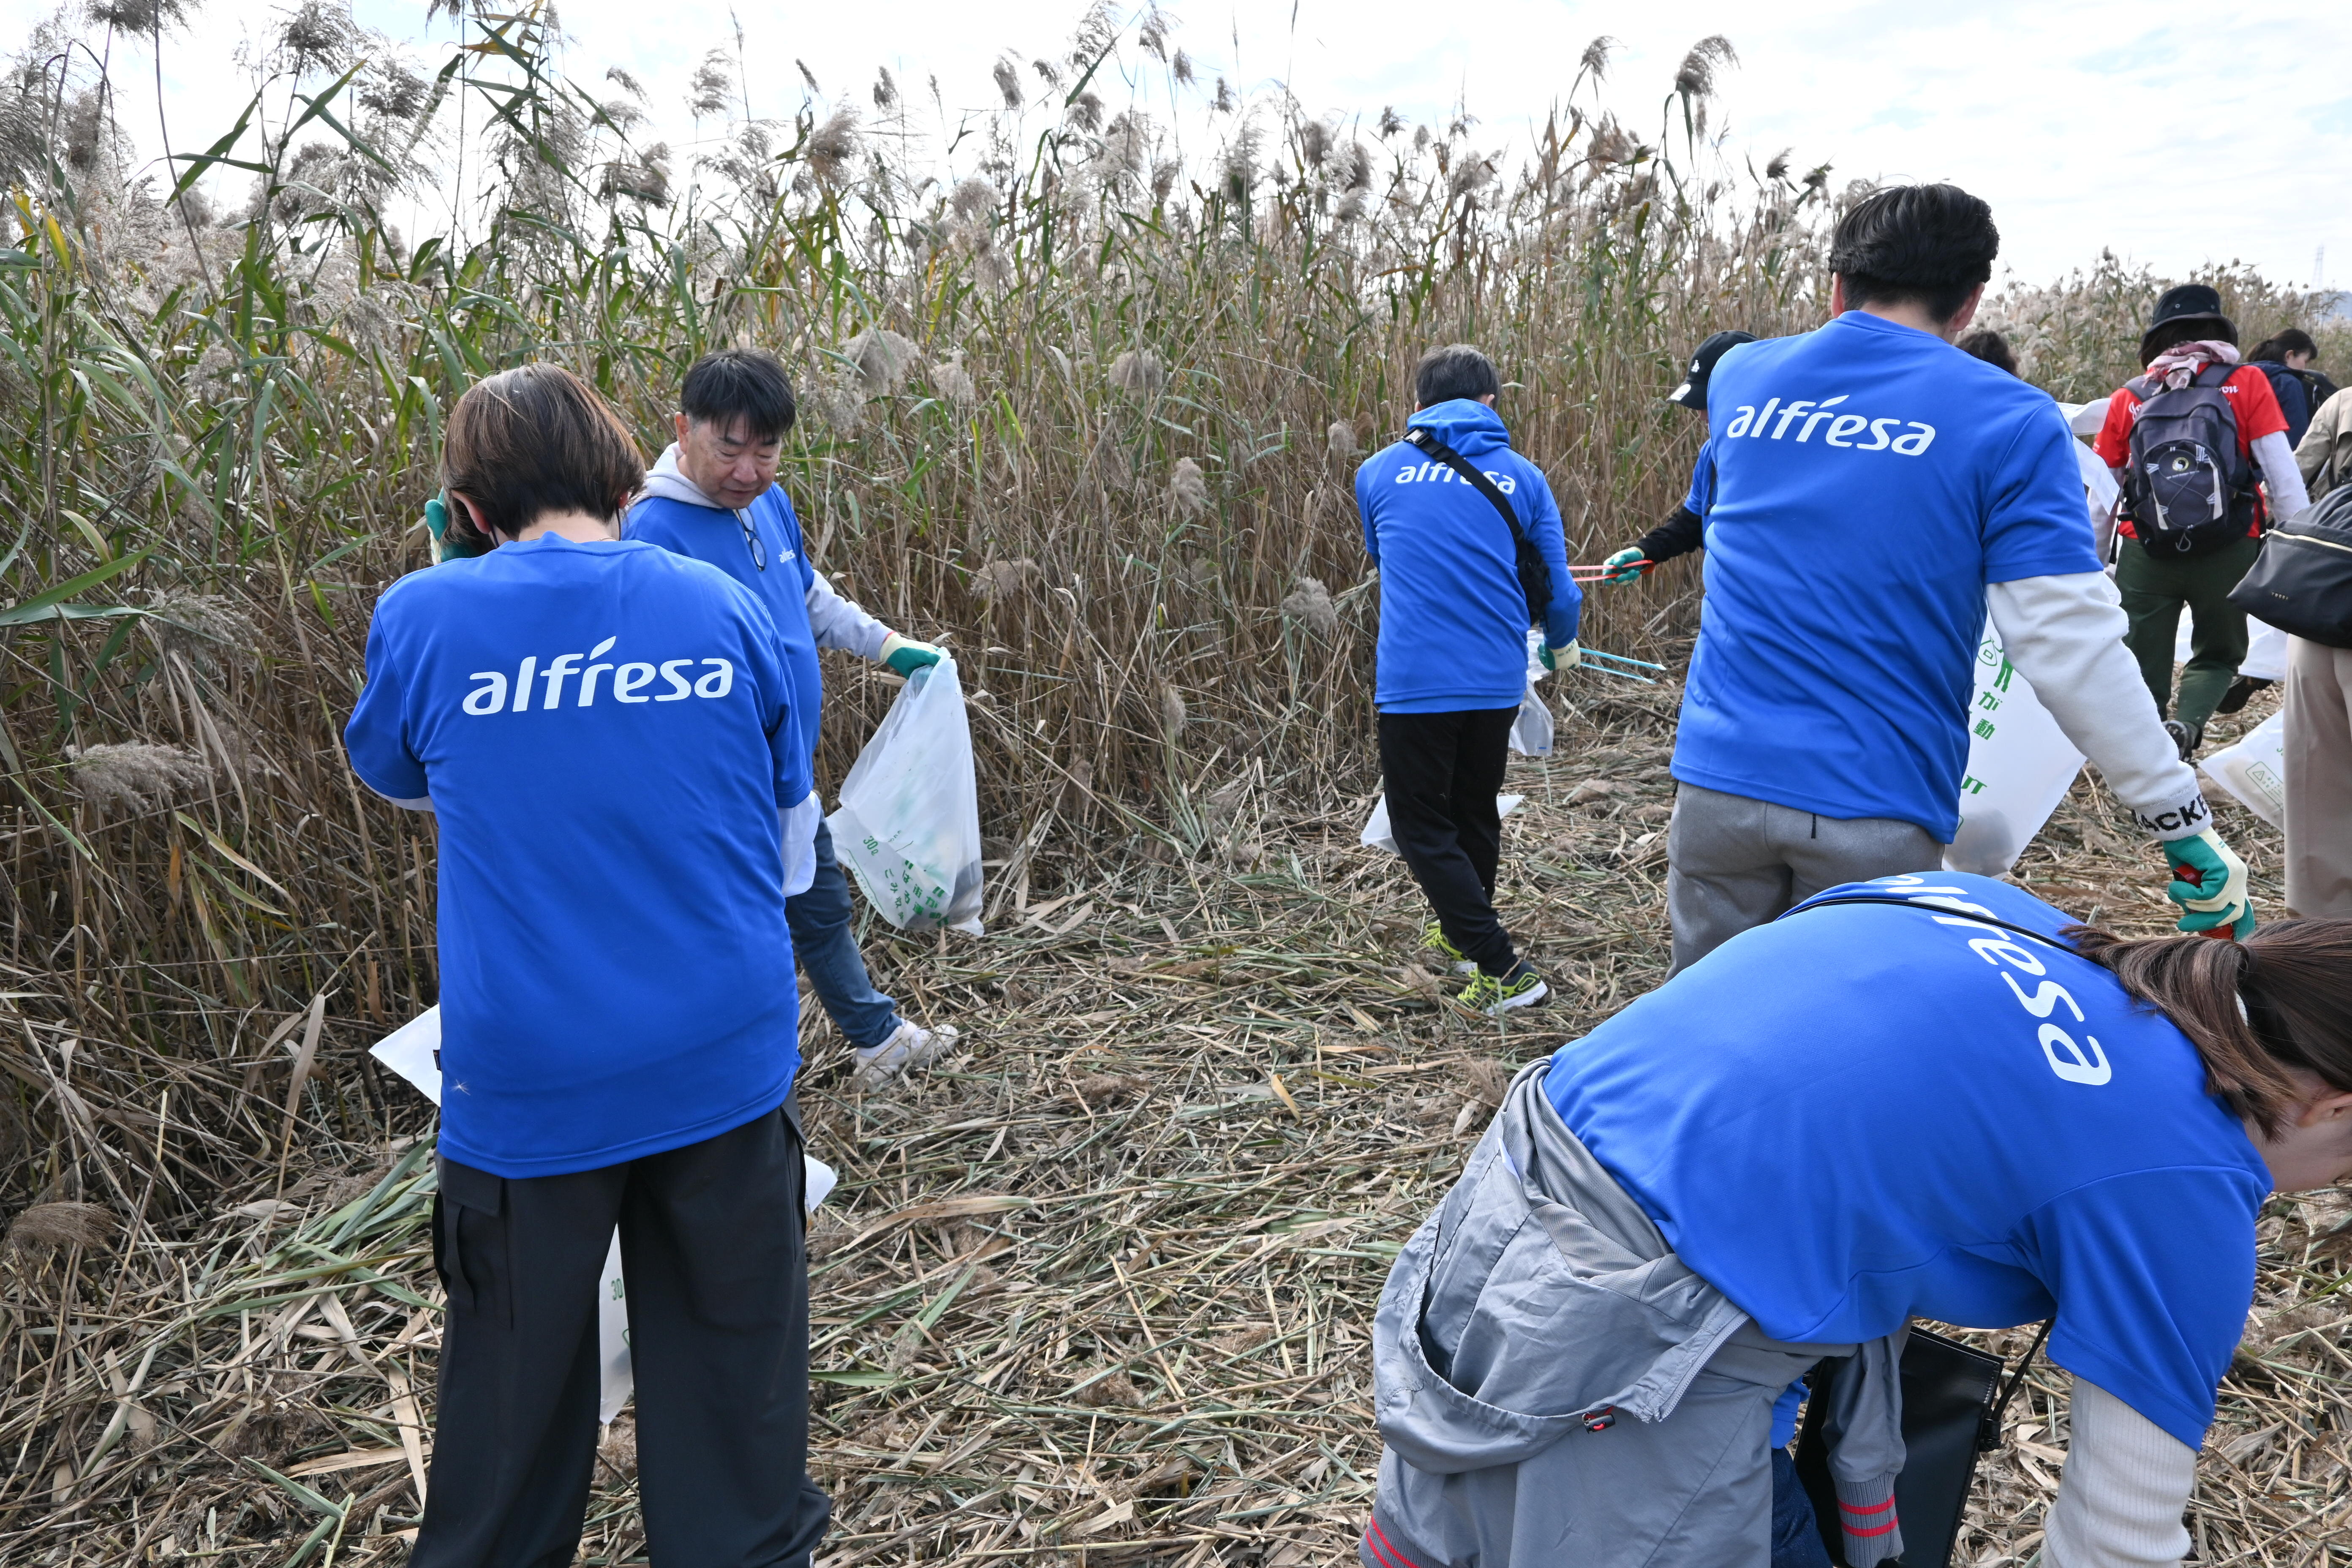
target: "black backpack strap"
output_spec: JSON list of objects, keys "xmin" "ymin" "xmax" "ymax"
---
[
  {"xmin": 1774, "ymin": 892, "xmax": 2074, "ymax": 953},
  {"xmin": 1403, "ymin": 426, "xmax": 1529, "ymax": 545}
]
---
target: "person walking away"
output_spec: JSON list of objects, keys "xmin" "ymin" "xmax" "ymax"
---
[
  {"xmin": 1666, "ymin": 185, "xmax": 2252, "ymax": 977},
  {"xmin": 1357, "ymin": 344, "xmax": 1581, "ymax": 1015},
  {"xmin": 2091, "ymin": 288, "xmax": 2312, "ymax": 760},
  {"xmin": 345, "ymin": 365, "xmax": 830, "ymax": 1568},
  {"xmin": 1360, "ymin": 871, "xmax": 2352, "ymax": 1568},
  {"xmin": 629, "ymin": 348, "xmax": 957, "ymax": 1093},
  {"xmin": 2245, "ymin": 328, "xmax": 2331, "ymax": 446},
  {"xmin": 1597, "ymin": 330, "xmax": 1756, "ymax": 585}
]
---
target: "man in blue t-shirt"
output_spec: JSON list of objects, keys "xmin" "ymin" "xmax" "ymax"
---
[
  {"xmin": 629, "ymin": 349, "xmax": 957, "ymax": 1096},
  {"xmin": 1356, "ymin": 344, "xmax": 1582, "ymax": 1016},
  {"xmin": 345, "ymin": 365, "xmax": 831, "ymax": 1567},
  {"xmin": 1663, "ymin": 183, "xmax": 2252, "ymax": 974}
]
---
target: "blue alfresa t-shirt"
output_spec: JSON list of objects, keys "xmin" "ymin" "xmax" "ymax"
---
[
  {"xmin": 343, "ymin": 537, "xmax": 815, "ymax": 1179},
  {"xmin": 1682, "ymin": 439, "xmax": 1718, "ymax": 520},
  {"xmin": 627, "ymin": 486, "xmax": 824, "ymax": 778},
  {"xmin": 1676, "ymin": 314, "xmax": 2101, "ymax": 839},
  {"xmin": 1356, "ymin": 398, "xmax": 1580, "ymax": 712},
  {"xmin": 1544, "ymin": 872, "xmax": 2269, "ymax": 1450}
]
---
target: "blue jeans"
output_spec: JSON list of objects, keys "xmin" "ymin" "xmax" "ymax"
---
[
  {"xmin": 1772, "ymin": 1449, "xmax": 1832, "ymax": 1568},
  {"xmin": 787, "ymin": 821, "xmax": 902, "ymax": 1050}
]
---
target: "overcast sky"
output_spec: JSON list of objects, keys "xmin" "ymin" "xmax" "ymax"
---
[{"xmin": 22, "ymin": 0, "xmax": 2351, "ymax": 292}]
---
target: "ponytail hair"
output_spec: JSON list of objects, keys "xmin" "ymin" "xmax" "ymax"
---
[{"xmin": 2066, "ymin": 921, "xmax": 2352, "ymax": 1138}]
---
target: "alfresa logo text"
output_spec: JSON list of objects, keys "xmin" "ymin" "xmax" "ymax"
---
[
  {"xmin": 462, "ymin": 637, "xmax": 735, "ymax": 715},
  {"xmin": 1720, "ymin": 395, "xmax": 1937, "ymax": 455},
  {"xmin": 1391, "ymin": 461, "xmax": 1519, "ymax": 491}
]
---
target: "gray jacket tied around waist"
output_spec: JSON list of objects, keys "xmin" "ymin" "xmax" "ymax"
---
[{"xmin": 1367, "ymin": 1061, "xmax": 1906, "ymax": 1568}]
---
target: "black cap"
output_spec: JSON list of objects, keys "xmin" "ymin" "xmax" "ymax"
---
[
  {"xmin": 2142, "ymin": 283, "xmax": 2233, "ymax": 348},
  {"xmin": 1665, "ymin": 330, "xmax": 1758, "ymax": 411}
]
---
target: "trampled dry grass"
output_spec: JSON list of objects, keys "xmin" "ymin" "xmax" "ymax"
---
[{"xmin": 3, "ymin": 671, "xmax": 2342, "ymax": 1568}]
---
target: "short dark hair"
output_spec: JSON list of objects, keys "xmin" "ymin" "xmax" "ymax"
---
[
  {"xmin": 1830, "ymin": 184, "xmax": 2000, "ymax": 325},
  {"xmin": 1955, "ymin": 329, "xmax": 2018, "ymax": 376},
  {"xmin": 1414, "ymin": 343, "xmax": 1500, "ymax": 408},
  {"xmin": 441, "ymin": 364, "xmax": 644, "ymax": 548},
  {"xmin": 2249, "ymin": 328, "xmax": 2319, "ymax": 365},
  {"xmin": 681, "ymin": 348, "xmax": 797, "ymax": 442},
  {"xmin": 2140, "ymin": 317, "xmax": 2237, "ymax": 365}
]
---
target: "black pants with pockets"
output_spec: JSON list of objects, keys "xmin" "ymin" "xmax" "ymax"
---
[
  {"xmin": 1378, "ymin": 706, "xmax": 1522, "ymax": 975},
  {"xmin": 414, "ymin": 1102, "xmax": 830, "ymax": 1568}
]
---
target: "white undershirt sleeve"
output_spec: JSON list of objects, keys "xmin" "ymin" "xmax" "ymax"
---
[
  {"xmin": 2044, "ymin": 1377, "xmax": 2196, "ymax": 1568},
  {"xmin": 370, "ymin": 789, "xmax": 435, "ymax": 813},
  {"xmin": 805, "ymin": 572, "xmax": 893, "ymax": 661},
  {"xmin": 780, "ymin": 791, "xmax": 822, "ymax": 898},
  {"xmin": 2251, "ymin": 430, "xmax": 2311, "ymax": 522},
  {"xmin": 1986, "ymin": 573, "xmax": 2210, "ymax": 840}
]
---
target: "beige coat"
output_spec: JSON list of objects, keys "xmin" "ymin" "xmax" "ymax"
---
[{"xmin": 2295, "ymin": 388, "xmax": 2352, "ymax": 498}]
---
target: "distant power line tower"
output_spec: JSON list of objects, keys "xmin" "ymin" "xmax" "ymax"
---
[{"xmin": 2318, "ymin": 245, "xmax": 2328, "ymax": 289}]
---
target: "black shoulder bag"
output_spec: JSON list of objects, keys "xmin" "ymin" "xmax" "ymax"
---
[
  {"xmin": 2227, "ymin": 480, "xmax": 2352, "ymax": 649},
  {"xmin": 1776, "ymin": 892, "xmax": 2056, "ymax": 1568},
  {"xmin": 1401, "ymin": 426, "xmax": 1552, "ymax": 626}
]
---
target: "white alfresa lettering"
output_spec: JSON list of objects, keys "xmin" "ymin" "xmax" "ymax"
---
[
  {"xmin": 463, "ymin": 640, "xmax": 735, "ymax": 714},
  {"xmin": 1871, "ymin": 876, "xmax": 2113, "ymax": 1088}
]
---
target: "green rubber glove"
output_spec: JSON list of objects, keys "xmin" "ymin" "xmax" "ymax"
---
[
  {"xmin": 1601, "ymin": 546, "xmax": 1650, "ymax": 585},
  {"xmin": 2163, "ymin": 828, "xmax": 2255, "ymax": 940},
  {"xmin": 880, "ymin": 632, "xmax": 945, "ymax": 675},
  {"xmin": 1538, "ymin": 640, "xmax": 1582, "ymax": 672},
  {"xmin": 425, "ymin": 495, "xmax": 485, "ymax": 563}
]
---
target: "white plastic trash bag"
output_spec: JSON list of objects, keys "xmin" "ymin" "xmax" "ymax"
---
[
  {"xmin": 1509, "ymin": 688, "xmax": 1553, "ymax": 757},
  {"xmin": 1944, "ymin": 618, "xmax": 2085, "ymax": 875},
  {"xmin": 1361, "ymin": 793, "xmax": 1524, "ymax": 855},
  {"xmin": 2200, "ymin": 710, "xmax": 2287, "ymax": 829},
  {"xmin": 369, "ymin": 1007, "xmax": 838, "ymax": 1424},
  {"xmin": 827, "ymin": 657, "xmax": 985, "ymax": 935}
]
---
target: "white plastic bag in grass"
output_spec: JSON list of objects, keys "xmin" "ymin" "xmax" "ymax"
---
[
  {"xmin": 368, "ymin": 1008, "xmax": 838, "ymax": 1424},
  {"xmin": 1361, "ymin": 793, "xmax": 1525, "ymax": 855},
  {"xmin": 1944, "ymin": 618, "xmax": 2085, "ymax": 875},
  {"xmin": 2200, "ymin": 710, "xmax": 2287, "ymax": 829},
  {"xmin": 827, "ymin": 657, "xmax": 985, "ymax": 935}
]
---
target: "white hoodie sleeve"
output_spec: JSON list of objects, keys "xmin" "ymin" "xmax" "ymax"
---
[
  {"xmin": 2043, "ymin": 1377, "xmax": 2196, "ymax": 1568},
  {"xmin": 1986, "ymin": 573, "xmax": 2210, "ymax": 840},
  {"xmin": 806, "ymin": 572, "xmax": 893, "ymax": 661},
  {"xmin": 2252, "ymin": 430, "xmax": 2310, "ymax": 522}
]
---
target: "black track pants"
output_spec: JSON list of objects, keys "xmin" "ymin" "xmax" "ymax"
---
[
  {"xmin": 413, "ymin": 1103, "xmax": 830, "ymax": 1568},
  {"xmin": 1377, "ymin": 706, "xmax": 1522, "ymax": 975}
]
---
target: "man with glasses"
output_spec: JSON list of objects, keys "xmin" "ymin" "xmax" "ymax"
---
[{"xmin": 630, "ymin": 349, "xmax": 957, "ymax": 1093}]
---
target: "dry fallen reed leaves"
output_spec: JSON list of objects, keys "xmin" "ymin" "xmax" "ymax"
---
[{"xmin": 4, "ymin": 683, "xmax": 2341, "ymax": 1565}]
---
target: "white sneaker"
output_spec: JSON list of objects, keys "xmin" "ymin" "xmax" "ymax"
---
[{"xmin": 849, "ymin": 1021, "xmax": 958, "ymax": 1093}]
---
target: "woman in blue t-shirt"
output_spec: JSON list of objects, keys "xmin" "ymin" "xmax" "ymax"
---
[
  {"xmin": 344, "ymin": 365, "xmax": 830, "ymax": 1568},
  {"xmin": 1361, "ymin": 873, "xmax": 2352, "ymax": 1568}
]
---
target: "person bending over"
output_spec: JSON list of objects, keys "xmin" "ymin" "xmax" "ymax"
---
[
  {"xmin": 2091, "ymin": 288, "xmax": 2312, "ymax": 760},
  {"xmin": 1362, "ymin": 871, "xmax": 2352, "ymax": 1568},
  {"xmin": 1664, "ymin": 184, "xmax": 2249, "ymax": 975},
  {"xmin": 1357, "ymin": 344, "xmax": 1581, "ymax": 1015},
  {"xmin": 1598, "ymin": 329, "xmax": 1756, "ymax": 585},
  {"xmin": 629, "ymin": 348, "xmax": 956, "ymax": 1093},
  {"xmin": 346, "ymin": 365, "xmax": 830, "ymax": 1568}
]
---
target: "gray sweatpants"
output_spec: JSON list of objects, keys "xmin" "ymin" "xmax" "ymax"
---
[{"xmin": 1665, "ymin": 783, "xmax": 1944, "ymax": 976}]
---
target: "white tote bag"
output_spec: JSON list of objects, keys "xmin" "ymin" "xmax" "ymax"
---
[
  {"xmin": 2199, "ymin": 710, "xmax": 2287, "ymax": 829},
  {"xmin": 827, "ymin": 657, "xmax": 985, "ymax": 935},
  {"xmin": 1943, "ymin": 618, "xmax": 2085, "ymax": 875}
]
